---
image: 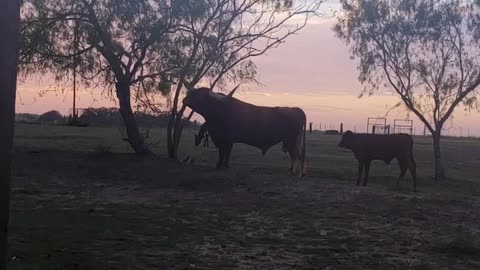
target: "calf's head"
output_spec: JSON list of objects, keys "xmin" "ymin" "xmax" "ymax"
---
[
  {"xmin": 338, "ymin": 130, "xmax": 355, "ymax": 149},
  {"xmin": 194, "ymin": 132, "xmax": 203, "ymax": 146}
]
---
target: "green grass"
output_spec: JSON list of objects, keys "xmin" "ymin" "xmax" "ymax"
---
[{"xmin": 14, "ymin": 123, "xmax": 480, "ymax": 193}]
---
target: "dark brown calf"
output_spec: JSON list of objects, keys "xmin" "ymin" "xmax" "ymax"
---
[
  {"xmin": 194, "ymin": 123, "xmax": 209, "ymax": 147},
  {"xmin": 338, "ymin": 131, "xmax": 417, "ymax": 191}
]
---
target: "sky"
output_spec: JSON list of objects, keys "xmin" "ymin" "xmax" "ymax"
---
[{"xmin": 15, "ymin": 0, "xmax": 480, "ymax": 137}]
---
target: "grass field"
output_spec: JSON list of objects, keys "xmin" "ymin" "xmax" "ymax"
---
[{"xmin": 8, "ymin": 123, "xmax": 480, "ymax": 269}]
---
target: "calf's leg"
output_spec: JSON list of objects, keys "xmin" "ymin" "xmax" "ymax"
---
[
  {"xmin": 356, "ymin": 162, "xmax": 364, "ymax": 186},
  {"xmin": 408, "ymin": 155, "xmax": 417, "ymax": 192},
  {"xmin": 288, "ymin": 148, "xmax": 295, "ymax": 175},
  {"xmin": 216, "ymin": 148, "xmax": 225, "ymax": 169},
  {"xmin": 224, "ymin": 144, "xmax": 233, "ymax": 168},
  {"xmin": 294, "ymin": 144, "xmax": 303, "ymax": 177},
  {"xmin": 398, "ymin": 158, "xmax": 408, "ymax": 187},
  {"xmin": 363, "ymin": 160, "xmax": 371, "ymax": 186}
]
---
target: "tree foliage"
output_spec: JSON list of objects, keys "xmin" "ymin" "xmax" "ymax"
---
[
  {"xmin": 160, "ymin": 0, "xmax": 323, "ymax": 159},
  {"xmin": 21, "ymin": 0, "xmax": 178, "ymax": 96},
  {"xmin": 334, "ymin": 0, "xmax": 480, "ymax": 180},
  {"xmin": 39, "ymin": 110, "xmax": 63, "ymax": 122}
]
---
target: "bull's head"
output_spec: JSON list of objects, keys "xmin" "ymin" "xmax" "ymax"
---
[
  {"xmin": 338, "ymin": 130, "xmax": 354, "ymax": 149},
  {"xmin": 182, "ymin": 87, "xmax": 213, "ymax": 113},
  {"xmin": 182, "ymin": 85, "xmax": 239, "ymax": 114}
]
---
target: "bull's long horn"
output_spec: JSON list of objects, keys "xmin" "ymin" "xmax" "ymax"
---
[{"xmin": 227, "ymin": 84, "xmax": 240, "ymax": 97}]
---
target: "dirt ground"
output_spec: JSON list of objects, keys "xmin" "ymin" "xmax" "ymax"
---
[{"xmin": 9, "ymin": 147, "xmax": 480, "ymax": 270}]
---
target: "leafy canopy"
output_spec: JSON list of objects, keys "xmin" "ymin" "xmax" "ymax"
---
[{"xmin": 334, "ymin": 0, "xmax": 480, "ymax": 133}]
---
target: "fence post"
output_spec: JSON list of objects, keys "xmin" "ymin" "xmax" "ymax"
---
[
  {"xmin": 309, "ymin": 122, "xmax": 312, "ymax": 134},
  {"xmin": 372, "ymin": 125, "xmax": 376, "ymax": 134},
  {"xmin": 340, "ymin": 123, "xmax": 343, "ymax": 134}
]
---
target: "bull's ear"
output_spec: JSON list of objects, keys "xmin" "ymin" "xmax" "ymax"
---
[
  {"xmin": 183, "ymin": 79, "xmax": 195, "ymax": 94},
  {"xmin": 227, "ymin": 84, "xmax": 240, "ymax": 97}
]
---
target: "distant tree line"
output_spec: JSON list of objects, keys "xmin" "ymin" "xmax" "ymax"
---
[{"xmin": 16, "ymin": 108, "xmax": 196, "ymax": 128}]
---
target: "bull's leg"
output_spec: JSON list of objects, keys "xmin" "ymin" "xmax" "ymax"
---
[
  {"xmin": 356, "ymin": 162, "xmax": 364, "ymax": 186},
  {"xmin": 363, "ymin": 160, "xmax": 371, "ymax": 186},
  {"xmin": 408, "ymin": 155, "xmax": 417, "ymax": 192},
  {"xmin": 216, "ymin": 148, "xmax": 225, "ymax": 169},
  {"xmin": 224, "ymin": 144, "xmax": 233, "ymax": 168}
]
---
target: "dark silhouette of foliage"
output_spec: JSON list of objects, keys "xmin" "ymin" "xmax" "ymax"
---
[
  {"xmin": 39, "ymin": 110, "xmax": 63, "ymax": 123},
  {"xmin": 78, "ymin": 107, "xmax": 189, "ymax": 128}
]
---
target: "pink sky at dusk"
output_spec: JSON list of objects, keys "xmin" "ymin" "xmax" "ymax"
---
[{"xmin": 15, "ymin": 1, "xmax": 480, "ymax": 136}]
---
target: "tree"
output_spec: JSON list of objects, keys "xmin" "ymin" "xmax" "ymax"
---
[
  {"xmin": 334, "ymin": 0, "xmax": 480, "ymax": 181},
  {"xmin": 0, "ymin": 0, "xmax": 21, "ymax": 268},
  {"xmin": 144, "ymin": 0, "xmax": 323, "ymax": 159},
  {"xmin": 21, "ymin": 0, "xmax": 322, "ymax": 157},
  {"xmin": 20, "ymin": 0, "xmax": 178, "ymax": 155}
]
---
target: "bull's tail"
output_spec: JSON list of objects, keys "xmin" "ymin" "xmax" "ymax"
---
[{"xmin": 301, "ymin": 112, "xmax": 307, "ymax": 177}]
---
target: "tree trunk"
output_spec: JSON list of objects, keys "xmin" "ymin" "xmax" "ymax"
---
[
  {"xmin": 0, "ymin": 0, "xmax": 20, "ymax": 268},
  {"xmin": 432, "ymin": 132, "xmax": 446, "ymax": 181},
  {"xmin": 167, "ymin": 82, "xmax": 184, "ymax": 159},
  {"xmin": 167, "ymin": 111, "xmax": 176, "ymax": 158},
  {"xmin": 115, "ymin": 81, "xmax": 151, "ymax": 155},
  {"xmin": 168, "ymin": 105, "xmax": 193, "ymax": 160},
  {"xmin": 168, "ymin": 109, "xmax": 184, "ymax": 159}
]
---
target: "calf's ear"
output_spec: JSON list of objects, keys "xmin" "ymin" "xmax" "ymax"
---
[{"xmin": 183, "ymin": 80, "xmax": 195, "ymax": 94}]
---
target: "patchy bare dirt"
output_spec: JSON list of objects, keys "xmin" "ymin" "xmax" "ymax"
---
[{"xmin": 12, "ymin": 149, "xmax": 480, "ymax": 269}]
